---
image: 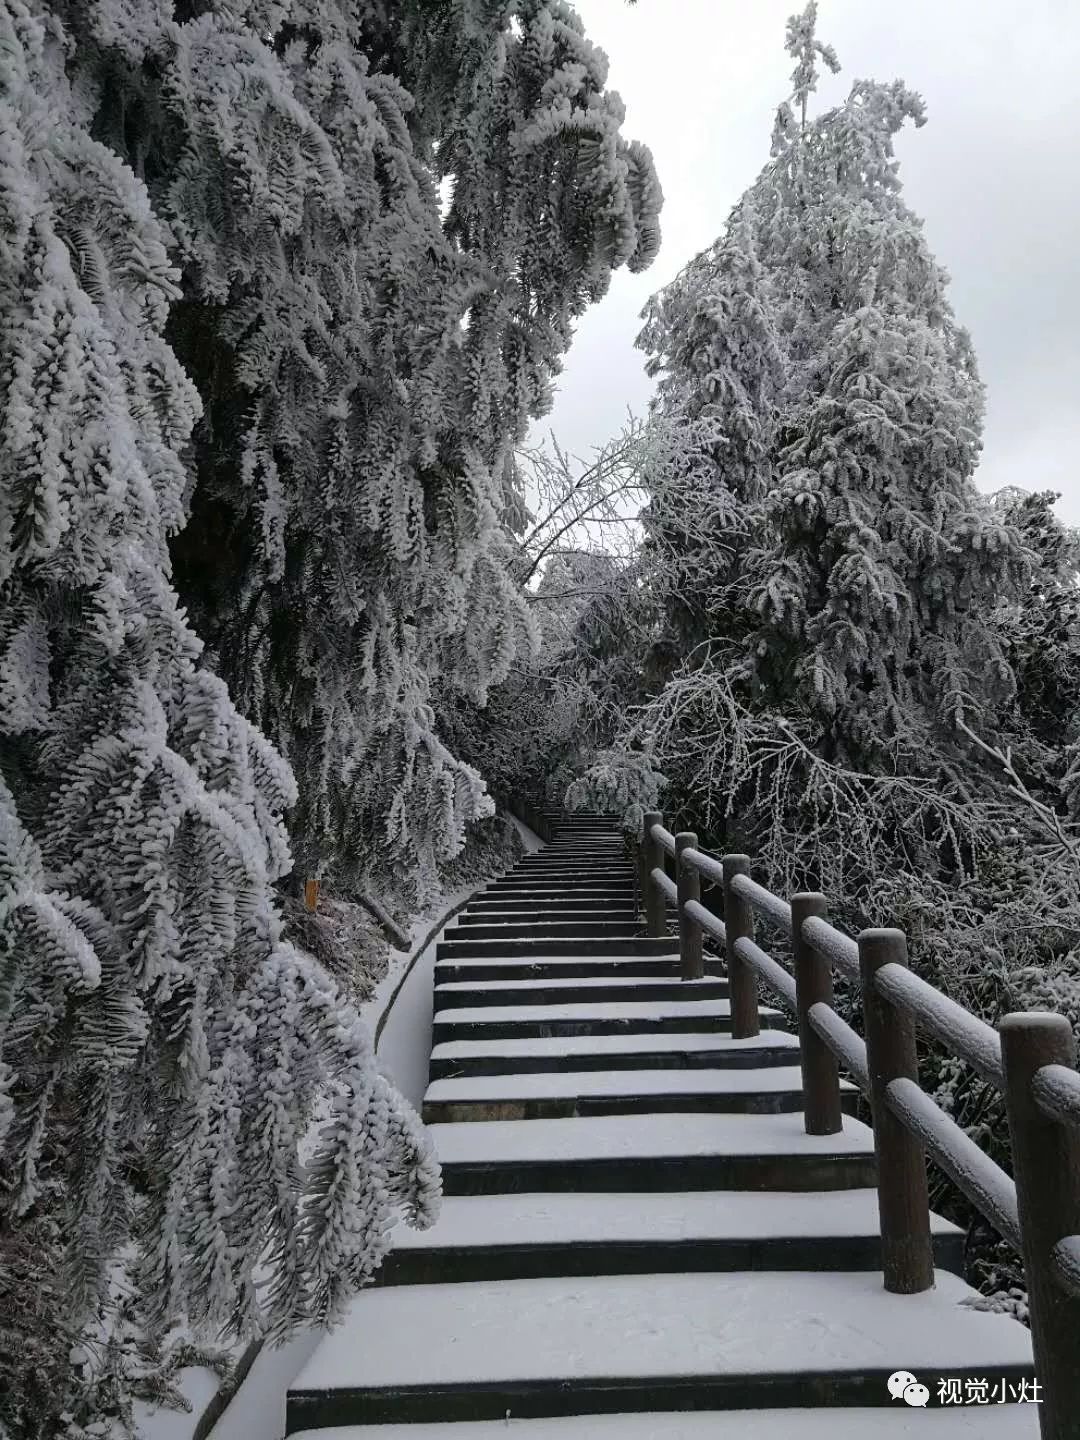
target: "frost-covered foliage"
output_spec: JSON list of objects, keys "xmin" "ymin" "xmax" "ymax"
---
[
  {"xmin": 0, "ymin": 4, "xmax": 440, "ymax": 1433},
  {"xmin": 564, "ymin": 749, "xmax": 666, "ymax": 838},
  {"xmin": 990, "ymin": 489, "xmax": 1080, "ymax": 785},
  {"xmin": 624, "ymin": 2, "xmax": 1033, "ymax": 879},
  {"xmin": 514, "ymin": 418, "xmax": 655, "ymax": 595},
  {"xmin": 437, "ymin": 810, "xmax": 524, "ymax": 892},
  {"xmin": 440, "ymin": 418, "xmax": 668, "ymax": 812},
  {"xmin": 282, "ymin": 892, "xmax": 392, "ymax": 1005},
  {"xmin": 639, "ymin": 2, "xmax": 1024, "ymax": 778},
  {"xmin": 53, "ymin": 0, "xmax": 661, "ymax": 900}
]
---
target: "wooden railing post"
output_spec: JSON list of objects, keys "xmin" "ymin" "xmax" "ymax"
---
[
  {"xmin": 722, "ymin": 855, "xmax": 759, "ymax": 1039},
  {"xmin": 634, "ymin": 828, "xmax": 649, "ymax": 926},
  {"xmin": 791, "ymin": 892, "xmax": 842, "ymax": 1136},
  {"xmin": 1001, "ymin": 1012, "xmax": 1080, "ymax": 1440},
  {"xmin": 675, "ymin": 832, "xmax": 703, "ymax": 980},
  {"xmin": 858, "ymin": 927, "xmax": 934, "ymax": 1294},
  {"xmin": 642, "ymin": 810, "xmax": 666, "ymax": 938}
]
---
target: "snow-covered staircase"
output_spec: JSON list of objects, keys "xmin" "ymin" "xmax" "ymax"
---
[{"xmin": 287, "ymin": 816, "xmax": 1038, "ymax": 1438}]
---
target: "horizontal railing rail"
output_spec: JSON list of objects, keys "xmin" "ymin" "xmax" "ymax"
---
[
  {"xmin": 730, "ymin": 871, "xmax": 793, "ymax": 935},
  {"xmin": 733, "ymin": 934, "xmax": 797, "ymax": 1012},
  {"xmin": 634, "ymin": 807, "xmax": 1080, "ymax": 1440},
  {"xmin": 807, "ymin": 1000, "xmax": 869, "ymax": 1092},
  {"xmin": 651, "ymin": 867, "xmax": 678, "ymax": 904},
  {"xmin": 874, "ymin": 961, "xmax": 1004, "ymax": 1088},
  {"xmin": 1032, "ymin": 1063, "xmax": 1080, "ymax": 1128}
]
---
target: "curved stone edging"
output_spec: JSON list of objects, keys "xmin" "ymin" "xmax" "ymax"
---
[
  {"xmin": 188, "ymin": 881, "xmax": 487, "ymax": 1440},
  {"xmin": 374, "ymin": 889, "xmax": 479, "ymax": 1049}
]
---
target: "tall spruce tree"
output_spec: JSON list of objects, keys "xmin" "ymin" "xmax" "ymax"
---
[{"xmin": 636, "ymin": 3, "xmax": 1023, "ymax": 822}]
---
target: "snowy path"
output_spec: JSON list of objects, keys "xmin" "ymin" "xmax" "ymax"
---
[{"xmin": 287, "ymin": 814, "xmax": 1036, "ymax": 1436}]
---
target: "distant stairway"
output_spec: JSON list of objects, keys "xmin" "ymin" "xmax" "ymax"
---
[{"xmin": 287, "ymin": 814, "xmax": 1037, "ymax": 1438}]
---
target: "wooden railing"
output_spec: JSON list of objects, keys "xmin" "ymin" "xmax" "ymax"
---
[{"xmin": 635, "ymin": 809, "xmax": 1080, "ymax": 1440}]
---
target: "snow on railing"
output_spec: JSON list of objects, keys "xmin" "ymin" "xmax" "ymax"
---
[
  {"xmin": 650, "ymin": 866, "xmax": 678, "ymax": 904},
  {"xmin": 875, "ymin": 961, "xmax": 1004, "ymax": 1089},
  {"xmin": 801, "ymin": 913, "xmax": 859, "ymax": 980},
  {"xmin": 634, "ymin": 807, "xmax": 1080, "ymax": 1440},
  {"xmin": 1032, "ymin": 1063, "xmax": 1080, "ymax": 1129},
  {"xmin": 807, "ymin": 1000, "xmax": 868, "ymax": 1093},
  {"xmin": 729, "ymin": 871, "xmax": 793, "ymax": 936},
  {"xmin": 732, "ymin": 935, "xmax": 797, "ymax": 1012},
  {"xmin": 885, "ymin": 1076, "xmax": 1021, "ymax": 1249}
]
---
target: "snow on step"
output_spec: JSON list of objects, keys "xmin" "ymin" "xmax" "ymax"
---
[
  {"xmin": 388, "ymin": 1188, "xmax": 960, "ymax": 1252},
  {"xmin": 292, "ymin": 1269, "xmax": 1031, "ymax": 1394},
  {"xmin": 431, "ymin": 1030, "xmax": 799, "ymax": 1060},
  {"xmin": 292, "ymin": 1408, "xmax": 1041, "ymax": 1439},
  {"xmin": 429, "ymin": 1110, "xmax": 874, "ymax": 1165},
  {"xmin": 425, "ymin": 1064, "xmax": 850, "ymax": 1103},
  {"xmin": 435, "ymin": 954, "xmax": 667, "ymax": 971},
  {"xmin": 436, "ymin": 954, "xmax": 679, "ymax": 970},
  {"xmin": 433, "ymin": 998, "xmax": 776, "ymax": 1026},
  {"xmin": 435, "ymin": 975, "xmax": 720, "ymax": 993}
]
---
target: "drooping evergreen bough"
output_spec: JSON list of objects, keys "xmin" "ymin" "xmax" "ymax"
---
[
  {"xmin": 63, "ymin": 0, "xmax": 661, "ymax": 899},
  {"xmin": 0, "ymin": 0, "xmax": 659, "ymax": 1432}
]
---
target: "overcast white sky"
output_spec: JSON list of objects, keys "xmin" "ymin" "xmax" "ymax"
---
[{"xmin": 539, "ymin": 0, "xmax": 1080, "ymax": 519}]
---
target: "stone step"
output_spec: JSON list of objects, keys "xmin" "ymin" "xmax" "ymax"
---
[
  {"xmin": 520, "ymin": 843, "xmax": 627, "ymax": 853},
  {"xmin": 516, "ymin": 853, "xmax": 629, "ymax": 863},
  {"xmin": 505, "ymin": 858, "xmax": 629, "ymax": 866},
  {"xmin": 291, "ymin": 1411, "xmax": 1041, "ymax": 1440},
  {"xmin": 431, "ymin": 996, "xmax": 782, "ymax": 1043},
  {"xmin": 422, "ymin": 1062, "xmax": 854, "ymax": 1121},
  {"xmin": 443, "ymin": 921, "xmax": 645, "ymax": 942},
  {"xmin": 428, "ymin": 1029, "xmax": 802, "ymax": 1079},
  {"xmin": 536, "ymin": 843, "xmax": 621, "ymax": 851},
  {"xmin": 430, "ymin": 1110, "xmax": 877, "ymax": 1194},
  {"xmin": 489, "ymin": 869, "xmax": 633, "ymax": 881},
  {"xmin": 432, "ymin": 976, "xmax": 730, "ymax": 1010},
  {"xmin": 483, "ymin": 892, "xmax": 638, "ymax": 906},
  {"xmin": 511, "ymin": 856, "xmax": 631, "ymax": 866},
  {"xmin": 436, "ymin": 936, "xmax": 679, "ymax": 960},
  {"xmin": 524, "ymin": 858, "xmax": 627, "ymax": 867},
  {"xmin": 500, "ymin": 856, "xmax": 629, "ymax": 864},
  {"xmin": 549, "ymin": 816, "xmax": 619, "ymax": 825},
  {"xmin": 462, "ymin": 899, "xmax": 638, "ymax": 914},
  {"xmin": 285, "ymin": 1268, "xmax": 1032, "ymax": 1431},
  {"xmin": 487, "ymin": 874, "xmax": 635, "ymax": 889},
  {"xmin": 459, "ymin": 907, "xmax": 638, "ymax": 924},
  {"xmin": 378, "ymin": 1188, "xmax": 964, "ymax": 1285},
  {"xmin": 499, "ymin": 871, "xmax": 635, "ymax": 885},
  {"xmin": 482, "ymin": 889, "xmax": 638, "ymax": 904},
  {"xmin": 434, "ymin": 955, "xmax": 693, "ymax": 983}
]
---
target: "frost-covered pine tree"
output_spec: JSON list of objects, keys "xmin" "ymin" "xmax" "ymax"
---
[
  {"xmin": 57, "ymin": 0, "xmax": 661, "ymax": 901},
  {"xmin": 638, "ymin": 2, "xmax": 1023, "ymax": 781},
  {"xmin": 0, "ymin": 5, "xmax": 437, "ymax": 1431}
]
